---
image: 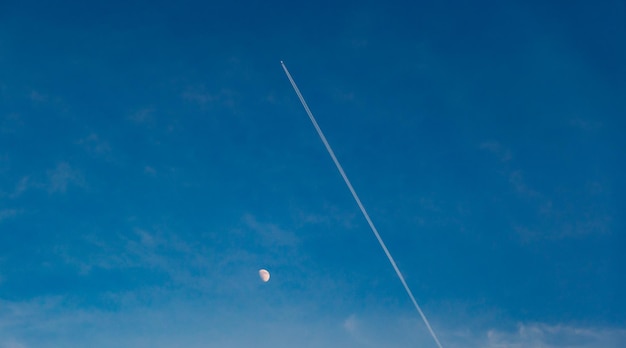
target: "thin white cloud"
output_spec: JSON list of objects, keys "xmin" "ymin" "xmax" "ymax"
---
[
  {"xmin": 183, "ymin": 87, "xmax": 238, "ymax": 109},
  {"xmin": 9, "ymin": 176, "xmax": 33, "ymax": 198},
  {"xmin": 337, "ymin": 312, "xmax": 626, "ymax": 348},
  {"xmin": 293, "ymin": 205, "xmax": 358, "ymax": 230},
  {"xmin": 144, "ymin": 166, "xmax": 157, "ymax": 176},
  {"xmin": 481, "ymin": 141, "xmax": 536, "ymax": 197},
  {"xmin": 342, "ymin": 314, "xmax": 375, "ymax": 346},
  {"xmin": 0, "ymin": 339, "xmax": 27, "ymax": 348},
  {"xmin": 128, "ymin": 107, "xmax": 155, "ymax": 124},
  {"xmin": 0, "ymin": 295, "xmax": 335, "ymax": 348},
  {"xmin": 76, "ymin": 133, "xmax": 111, "ymax": 156},
  {"xmin": 0, "ymin": 152, "xmax": 7, "ymax": 168},
  {"xmin": 332, "ymin": 89, "xmax": 356, "ymax": 102},
  {"xmin": 508, "ymin": 170, "xmax": 540, "ymax": 197},
  {"xmin": 0, "ymin": 113, "xmax": 23, "ymax": 134},
  {"xmin": 480, "ymin": 141, "xmax": 512, "ymax": 162},
  {"xmin": 54, "ymin": 225, "xmax": 221, "ymax": 291},
  {"xmin": 343, "ymin": 314, "xmax": 358, "ymax": 334},
  {"xmin": 27, "ymin": 90, "xmax": 65, "ymax": 107},
  {"xmin": 29, "ymin": 90, "xmax": 47, "ymax": 103},
  {"xmin": 46, "ymin": 162, "xmax": 85, "ymax": 193},
  {"xmin": 484, "ymin": 323, "xmax": 626, "ymax": 348},
  {"xmin": 569, "ymin": 118, "xmax": 602, "ymax": 131},
  {"xmin": 10, "ymin": 164, "xmax": 86, "ymax": 197},
  {"xmin": 243, "ymin": 214, "xmax": 299, "ymax": 248},
  {"xmin": 0, "ymin": 209, "xmax": 18, "ymax": 222},
  {"xmin": 1, "ymin": 291, "xmax": 624, "ymax": 348},
  {"xmin": 480, "ymin": 139, "xmax": 612, "ymax": 241}
]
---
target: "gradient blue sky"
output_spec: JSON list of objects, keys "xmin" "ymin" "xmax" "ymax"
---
[{"xmin": 1, "ymin": 0, "xmax": 625, "ymax": 347}]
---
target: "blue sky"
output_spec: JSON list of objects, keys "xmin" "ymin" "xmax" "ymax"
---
[{"xmin": 1, "ymin": 0, "xmax": 625, "ymax": 347}]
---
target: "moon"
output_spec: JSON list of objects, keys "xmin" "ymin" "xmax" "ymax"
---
[{"xmin": 258, "ymin": 269, "xmax": 270, "ymax": 282}]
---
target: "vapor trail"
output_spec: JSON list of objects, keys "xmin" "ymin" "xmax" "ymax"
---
[{"xmin": 281, "ymin": 61, "xmax": 444, "ymax": 348}]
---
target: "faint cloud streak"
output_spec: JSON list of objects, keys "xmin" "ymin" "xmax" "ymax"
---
[
  {"xmin": 485, "ymin": 323, "xmax": 626, "ymax": 348},
  {"xmin": 46, "ymin": 163, "xmax": 85, "ymax": 193},
  {"xmin": 508, "ymin": 170, "xmax": 539, "ymax": 197},
  {"xmin": 480, "ymin": 141, "xmax": 512, "ymax": 162},
  {"xmin": 76, "ymin": 133, "xmax": 111, "ymax": 156},
  {"xmin": 144, "ymin": 166, "xmax": 157, "ymax": 176},
  {"xmin": 183, "ymin": 87, "xmax": 238, "ymax": 110},
  {"xmin": 0, "ymin": 209, "xmax": 18, "ymax": 222},
  {"xmin": 243, "ymin": 214, "xmax": 299, "ymax": 248},
  {"xmin": 10, "ymin": 177, "xmax": 35, "ymax": 198},
  {"xmin": 569, "ymin": 118, "xmax": 602, "ymax": 131},
  {"xmin": 128, "ymin": 107, "xmax": 155, "ymax": 124},
  {"xmin": 29, "ymin": 90, "xmax": 48, "ymax": 103}
]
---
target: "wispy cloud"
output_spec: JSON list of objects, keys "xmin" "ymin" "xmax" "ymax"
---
[
  {"xmin": 338, "ymin": 312, "xmax": 626, "ymax": 348},
  {"xmin": 183, "ymin": 87, "xmax": 238, "ymax": 109},
  {"xmin": 343, "ymin": 314, "xmax": 358, "ymax": 334},
  {"xmin": 569, "ymin": 118, "xmax": 602, "ymax": 131},
  {"xmin": 0, "ymin": 113, "xmax": 23, "ymax": 134},
  {"xmin": 27, "ymin": 89, "xmax": 65, "ymax": 109},
  {"xmin": 9, "ymin": 163, "xmax": 86, "ymax": 197},
  {"xmin": 1, "ymin": 294, "xmax": 624, "ymax": 348},
  {"xmin": 508, "ymin": 170, "xmax": 540, "ymax": 197},
  {"xmin": 293, "ymin": 205, "xmax": 358, "ymax": 230},
  {"xmin": 57, "ymin": 227, "xmax": 192, "ymax": 274},
  {"xmin": 29, "ymin": 90, "xmax": 48, "ymax": 103},
  {"xmin": 128, "ymin": 107, "xmax": 155, "ymax": 124},
  {"xmin": 0, "ymin": 339, "xmax": 27, "ymax": 348},
  {"xmin": 46, "ymin": 162, "xmax": 85, "ymax": 193},
  {"xmin": 0, "ymin": 153, "xmax": 8, "ymax": 171},
  {"xmin": 480, "ymin": 141, "xmax": 512, "ymax": 162},
  {"xmin": 342, "ymin": 314, "xmax": 374, "ymax": 346},
  {"xmin": 332, "ymin": 89, "xmax": 357, "ymax": 103},
  {"xmin": 54, "ymin": 224, "xmax": 228, "ymax": 292},
  {"xmin": 10, "ymin": 176, "xmax": 36, "ymax": 198},
  {"xmin": 243, "ymin": 213, "xmax": 300, "ymax": 248},
  {"xmin": 0, "ymin": 294, "xmax": 337, "ymax": 348},
  {"xmin": 480, "ymin": 139, "xmax": 612, "ymax": 241},
  {"xmin": 484, "ymin": 323, "xmax": 626, "ymax": 348},
  {"xmin": 144, "ymin": 166, "xmax": 157, "ymax": 176},
  {"xmin": 0, "ymin": 209, "xmax": 19, "ymax": 222},
  {"xmin": 76, "ymin": 133, "xmax": 111, "ymax": 156}
]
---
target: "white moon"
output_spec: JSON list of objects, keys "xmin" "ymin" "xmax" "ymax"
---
[{"xmin": 259, "ymin": 269, "xmax": 270, "ymax": 282}]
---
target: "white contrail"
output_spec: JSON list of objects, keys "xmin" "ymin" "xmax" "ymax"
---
[{"xmin": 281, "ymin": 61, "xmax": 444, "ymax": 348}]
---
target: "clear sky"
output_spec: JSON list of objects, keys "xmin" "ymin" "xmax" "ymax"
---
[{"xmin": 1, "ymin": 0, "xmax": 625, "ymax": 347}]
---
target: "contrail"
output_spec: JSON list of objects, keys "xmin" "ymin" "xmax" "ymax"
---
[{"xmin": 281, "ymin": 61, "xmax": 444, "ymax": 348}]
